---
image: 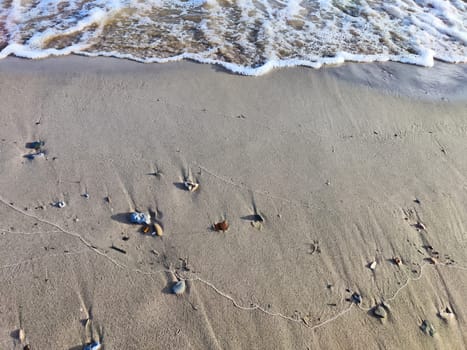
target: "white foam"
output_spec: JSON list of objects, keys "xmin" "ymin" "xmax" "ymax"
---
[
  {"xmin": 284, "ymin": 0, "xmax": 305, "ymax": 20},
  {"xmin": 0, "ymin": 0, "xmax": 466, "ymax": 75}
]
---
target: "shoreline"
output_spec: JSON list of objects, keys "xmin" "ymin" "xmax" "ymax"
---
[
  {"xmin": 0, "ymin": 55, "xmax": 466, "ymax": 349},
  {"xmin": 1, "ymin": 55, "xmax": 467, "ymax": 102}
]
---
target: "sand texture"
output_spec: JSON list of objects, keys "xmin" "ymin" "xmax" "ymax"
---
[{"xmin": 0, "ymin": 57, "xmax": 467, "ymax": 349}]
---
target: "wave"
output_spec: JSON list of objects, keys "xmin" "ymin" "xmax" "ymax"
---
[{"xmin": 1, "ymin": 0, "xmax": 466, "ymax": 75}]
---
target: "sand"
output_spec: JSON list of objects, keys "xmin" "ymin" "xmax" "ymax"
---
[{"xmin": 0, "ymin": 56, "xmax": 467, "ymax": 349}]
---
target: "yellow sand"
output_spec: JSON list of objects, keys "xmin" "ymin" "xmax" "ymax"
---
[{"xmin": 0, "ymin": 57, "xmax": 466, "ymax": 349}]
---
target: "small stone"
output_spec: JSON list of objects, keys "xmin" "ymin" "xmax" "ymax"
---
[
  {"xmin": 54, "ymin": 201, "xmax": 66, "ymax": 208},
  {"xmin": 373, "ymin": 305, "xmax": 387, "ymax": 318},
  {"xmin": 83, "ymin": 341, "xmax": 101, "ymax": 350},
  {"xmin": 420, "ymin": 320, "xmax": 436, "ymax": 336},
  {"xmin": 393, "ymin": 257, "xmax": 402, "ymax": 266},
  {"xmin": 351, "ymin": 292, "xmax": 362, "ymax": 304},
  {"xmin": 369, "ymin": 261, "xmax": 377, "ymax": 270},
  {"xmin": 18, "ymin": 328, "xmax": 26, "ymax": 343},
  {"xmin": 213, "ymin": 220, "xmax": 229, "ymax": 232},
  {"xmin": 438, "ymin": 311, "xmax": 452, "ymax": 322},
  {"xmin": 129, "ymin": 212, "xmax": 151, "ymax": 225},
  {"xmin": 415, "ymin": 222, "xmax": 426, "ymax": 230},
  {"xmin": 24, "ymin": 151, "xmax": 45, "ymax": 160},
  {"xmin": 25, "ymin": 140, "xmax": 45, "ymax": 150},
  {"xmin": 172, "ymin": 280, "xmax": 186, "ymax": 295},
  {"xmin": 154, "ymin": 223, "xmax": 163, "ymax": 236},
  {"xmin": 184, "ymin": 181, "xmax": 199, "ymax": 192},
  {"xmin": 438, "ymin": 307, "xmax": 454, "ymax": 322},
  {"xmin": 82, "ymin": 193, "xmax": 90, "ymax": 199}
]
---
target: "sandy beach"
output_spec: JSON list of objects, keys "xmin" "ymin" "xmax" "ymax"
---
[{"xmin": 0, "ymin": 57, "xmax": 467, "ymax": 349}]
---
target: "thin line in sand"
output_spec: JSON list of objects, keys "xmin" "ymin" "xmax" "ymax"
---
[
  {"xmin": 0, "ymin": 228, "xmax": 63, "ymax": 235},
  {"xmin": 0, "ymin": 196, "xmax": 128, "ymax": 270},
  {"xmin": 0, "ymin": 249, "xmax": 88, "ymax": 271},
  {"xmin": 188, "ymin": 275, "xmax": 355, "ymax": 330},
  {"xmin": 1, "ymin": 195, "xmax": 466, "ymax": 332},
  {"xmin": 196, "ymin": 163, "xmax": 311, "ymax": 208}
]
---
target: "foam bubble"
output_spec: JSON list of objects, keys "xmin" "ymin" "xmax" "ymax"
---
[{"xmin": 0, "ymin": 0, "xmax": 466, "ymax": 74}]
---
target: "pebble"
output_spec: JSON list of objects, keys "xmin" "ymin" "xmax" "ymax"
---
[
  {"xmin": 420, "ymin": 320, "xmax": 436, "ymax": 336},
  {"xmin": 184, "ymin": 181, "xmax": 199, "ymax": 192},
  {"xmin": 129, "ymin": 212, "xmax": 151, "ymax": 225},
  {"xmin": 83, "ymin": 341, "xmax": 101, "ymax": 350},
  {"xmin": 54, "ymin": 201, "xmax": 66, "ymax": 208},
  {"xmin": 153, "ymin": 223, "xmax": 163, "ymax": 236},
  {"xmin": 438, "ymin": 307, "xmax": 454, "ymax": 322},
  {"xmin": 351, "ymin": 292, "xmax": 362, "ymax": 304},
  {"xmin": 25, "ymin": 151, "xmax": 45, "ymax": 160},
  {"xmin": 373, "ymin": 305, "xmax": 387, "ymax": 318},
  {"xmin": 26, "ymin": 141, "xmax": 45, "ymax": 150},
  {"xmin": 369, "ymin": 261, "xmax": 377, "ymax": 270},
  {"xmin": 172, "ymin": 280, "xmax": 186, "ymax": 295},
  {"xmin": 415, "ymin": 222, "xmax": 426, "ymax": 230},
  {"xmin": 214, "ymin": 220, "xmax": 229, "ymax": 232},
  {"xmin": 18, "ymin": 328, "xmax": 26, "ymax": 343}
]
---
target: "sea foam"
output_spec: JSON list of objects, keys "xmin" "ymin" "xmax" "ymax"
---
[{"xmin": 0, "ymin": 0, "xmax": 466, "ymax": 75}]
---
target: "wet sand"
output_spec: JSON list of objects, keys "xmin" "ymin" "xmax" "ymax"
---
[{"xmin": 0, "ymin": 56, "xmax": 467, "ymax": 349}]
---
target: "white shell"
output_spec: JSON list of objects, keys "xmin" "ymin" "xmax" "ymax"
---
[
  {"xmin": 19, "ymin": 329, "xmax": 25, "ymax": 343},
  {"xmin": 172, "ymin": 280, "xmax": 186, "ymax": 295},
  {"xmin": 184, "ymin": 181, "xmax": 199, "ymax": 192},
  {"xmin": 369, "ymin": 261, "xmax": 377, "ymax": 270},
  {"xmin": 30, "ymin": 152, "xmax": 45, "ymax": 159},
  {"xmin": 438, "ymin": 308, "xmax": 454, "ymax": 322}
]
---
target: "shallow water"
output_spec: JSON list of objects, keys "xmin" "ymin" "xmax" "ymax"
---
[{"xmin": 1, "ymin": 0, "xmax": 466, "ymax": 74}]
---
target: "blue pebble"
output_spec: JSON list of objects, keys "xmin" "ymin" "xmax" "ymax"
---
[
  {"xmin": 83, "ymin": 341, "xmax": 101, "ymax": 350},
  {"xmin": 130, "ymin": 212, "xmax": 149, "ymax": 224}
]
